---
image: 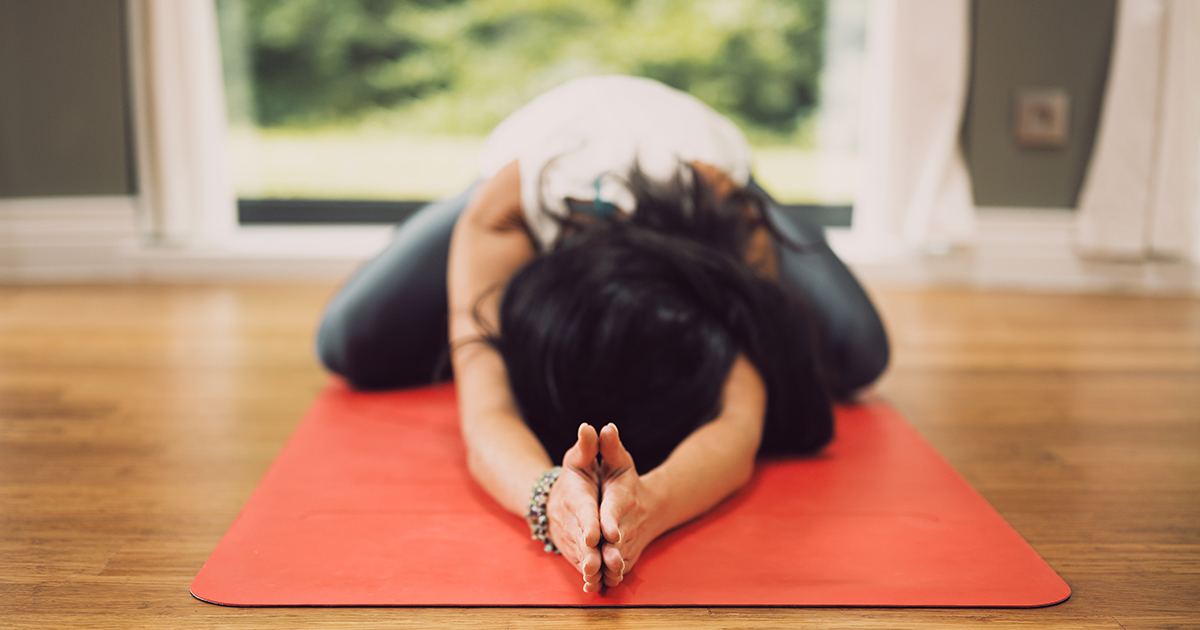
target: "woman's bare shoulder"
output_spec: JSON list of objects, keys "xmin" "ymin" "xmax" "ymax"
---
[
  {"xmin": 462, "ymin": 160, "xmax": 526, "ymax": 233},
  {"xmin": 691, "ymin": 160, "xmax": 778, "ymax": 278}
]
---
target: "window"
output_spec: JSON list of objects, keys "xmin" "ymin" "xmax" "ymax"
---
[{"xmin": 216, "ymin": 0, "xmax": 865, "ymax": 225}]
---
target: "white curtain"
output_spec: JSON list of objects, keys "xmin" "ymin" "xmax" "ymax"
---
[
  {"xmin": 127, "ymin": 0, "xmax": 236, "ymax": 247},
  {"xmin": 1076, "ymin": 0, "xmax": 1200, "ymax": 261},
  {"xmin": 845, "ymin": 0, "xmax": 975, "ymax": 260}
]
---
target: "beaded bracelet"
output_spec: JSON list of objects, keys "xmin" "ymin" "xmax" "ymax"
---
[{"xmin": 526, "ymin": 466, "xmax": 563, "ymax": 554}]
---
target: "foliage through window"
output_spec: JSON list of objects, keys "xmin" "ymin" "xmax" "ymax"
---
[{"xmin": 217, "ymin": 0, "xmax": 863, "ymax": 213}]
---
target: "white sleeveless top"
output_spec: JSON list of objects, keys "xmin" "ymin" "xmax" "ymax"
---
[{"xmin": 478, "ymin": 76, "xmax": 753, "ymax": 249}]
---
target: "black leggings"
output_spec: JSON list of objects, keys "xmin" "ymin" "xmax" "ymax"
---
[{"xmin": 315, "ymin": 182, "xmax": 889, "ymax": 399}]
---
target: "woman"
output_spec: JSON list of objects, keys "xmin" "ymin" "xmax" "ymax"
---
[{"xmin": 316, "ymin": 76, "xmax": 889, "ymax": 593}]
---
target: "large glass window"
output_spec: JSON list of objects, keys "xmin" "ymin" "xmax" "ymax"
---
[{"xmin": 216, "ymin": 0, "xmax": 865, "ymax": 223}]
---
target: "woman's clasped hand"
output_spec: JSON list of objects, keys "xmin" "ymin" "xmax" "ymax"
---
[{"xmin": 547, "ymin": 422, "xmax": 661, "ymax": 592}]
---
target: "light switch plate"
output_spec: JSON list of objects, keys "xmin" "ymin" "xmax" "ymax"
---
[{"xmin": 1012, "ymin": 87, "xmax": 1070, "ymax": 149}]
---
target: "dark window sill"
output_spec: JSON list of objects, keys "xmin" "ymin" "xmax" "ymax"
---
[{"xmin": 238, "ymin": 199, "xmax": 852, "ymax": 228}]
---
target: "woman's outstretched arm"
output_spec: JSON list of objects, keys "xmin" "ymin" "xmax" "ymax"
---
[
  {"xmin": 447, "ymin": 161, "xmax": 606, "ymax": 592},
  {"xmin": 593, "ymin": 353, "xmax": 767, "ymax": 587},
  {"xmin": 446, "ymin": 161, "xmax": 544, "ymax": 513}
]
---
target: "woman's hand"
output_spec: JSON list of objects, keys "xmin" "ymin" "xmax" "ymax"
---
[
  {"xmin": 596, "ymin": 423, "xmax": 662, "ymax": 588},
  {"xmin": 550, "ymin": 356, "xmax": 766, "ymax": 591},
  {"xmin": 546, "ymin": 423, "xmax": 605, "ymax": 593},
  {"xmin": 550, "ymin": 422, "xmax": 665, "ymax": 591}
]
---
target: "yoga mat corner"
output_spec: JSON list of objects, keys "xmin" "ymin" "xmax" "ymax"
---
[{"xmin": 192, "ymin": 381, "xmax": 1071, "ymax": 608}]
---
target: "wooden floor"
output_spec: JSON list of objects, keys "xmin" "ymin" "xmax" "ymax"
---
[{"xmin": 0, "ymin": 284, "xmax": 1197, "ymax": 629}]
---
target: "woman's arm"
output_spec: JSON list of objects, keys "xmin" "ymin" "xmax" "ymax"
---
[
  {"xmin": 594, "ymin": 353, "xmax": 766, "ymax": 587},
  {"xmin": 447, "ymin": 161, "xmax": 606, "ymax": 591},
  {"xmin": 447, "ymin": 161, "xmax": 546, "ymax": 513}
]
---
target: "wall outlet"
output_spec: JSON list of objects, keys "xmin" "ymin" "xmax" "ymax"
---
[{"xmin": 1012, "ymin": 88, "xmax": 1070, "ymax": 149}]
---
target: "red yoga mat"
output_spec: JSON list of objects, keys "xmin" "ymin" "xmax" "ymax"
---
[{"xmin": 191, "ymin": 382, "xmax": 1070, "ymax": 607}]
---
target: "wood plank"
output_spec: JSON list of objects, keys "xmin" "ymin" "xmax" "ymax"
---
[{"xmin": 1, "ymin": 284, "xmax": 1197, "ymax": 629}]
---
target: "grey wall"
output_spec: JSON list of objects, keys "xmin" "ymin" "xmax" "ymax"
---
[
  {"xmin": 0, "ymin": 0, "xmax": 134, "ymax": 198},
  {"xmin": 963, "ymin": 0, "xmax": 1115, "ymax": 208}
]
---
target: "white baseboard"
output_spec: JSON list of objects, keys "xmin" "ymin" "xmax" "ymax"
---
[
  {"xmin": 0, "ymin": 197, "xmax": 391, "ymax": 283},
  {"xmin": 0, "ymin": 196, "xmax": 141, "ymax": 282},
  {"xmin": 2, "ymin": 199, "xmax": 1197, "ymax": 293},
  {"xmin": 831, "ymin": 207, "xmax": 1200, "ymax": 295},
  {"xmin": 123, "ymin": 225, "xmax": 394, "ymax": 283}
]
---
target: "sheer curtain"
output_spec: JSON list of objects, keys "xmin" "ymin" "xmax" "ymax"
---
[
  {"xmin": 1076, "ymin": 0, "xmax": 1200, "ymax": 262},
  {"xmin": 127, "ymin": 0, "xmax": 235, "ymax": 247},
  {"xmin": 843, "ymin": 0, "xmax": 975, "ymax": 261}
]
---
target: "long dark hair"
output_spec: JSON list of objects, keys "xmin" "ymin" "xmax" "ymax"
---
[{"xmin": 485, "ymin": 165, "xmax": 833, "ymax": 471}]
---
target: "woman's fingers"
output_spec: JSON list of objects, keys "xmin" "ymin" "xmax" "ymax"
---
[
  {"xmin": 598, "ymin": 487, "xmax": 630, "ymax": 580},
  {"xmin": 581, "ymin": 545, "xmax": 604, "ymax": 593},
  {"xmin": 553, "ymin": 423, "xmax": 652, "ymax": 592},
  {"xmin": 557, "ymin": 508, "xmax": 601, "ymax": 593},
  {"xmin": 595, "ymin": 422, "xmax": 648, "ymax": 584},
  {"xmin": 550, "ymin": 422, "xmax": 607, "ymax": 592},
  {"xmin": 601, "ymin": 543, "xmax": 625, "ymax": 587},
  {"xmin": 563, "ymin": 423, "xmax": 599, "ymax": 471},
  {"xmin": 549, "ymin": 477, "xmax": 590, "ymax": 552},
  {"xmin": 574, "ymin": 501, "xmax": 602, "ymax": 548},
  {"xmin": 565, "ymin": 422, "xmax": 602, "ymax": 550},
  {"xmin": 551, "ymin": 475, "xmax": 603, "ymax": 590},
  {"xmin": 566, "ymin": 480, "xmax": 603, "ymax": 593},
  {"xmin": 598, "ymin": 486, "xmax": 624, "ymax": 547},
  {"xmin": 598, "ymin": 423, "xmax": 634, "ymax": 478},
  {"xmin": 598, "ymin": 423, "xmax": 634, "ymax": 545}
]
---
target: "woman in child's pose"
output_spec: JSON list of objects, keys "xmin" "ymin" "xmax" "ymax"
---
[{"xmin": 316, "ymin": 76, "xmax": 889, "ymax": 592}]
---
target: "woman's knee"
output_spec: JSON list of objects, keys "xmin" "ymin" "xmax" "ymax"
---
[
  {"xmin": 826, "ymin": 307, "xmax": 889, "ymax": 399},
  {"xmin": 315, "ymin": 315, "xmax": 406, "ymax": 390},
  {"xmin": 315, "ymin": 302, "xmax": 369, "ymax": 386},
  {"xmin": 770, "ymin": 236, "xmax": 890, "ymax": 398},
  {"xmin": 315, "ymin": 303, "xmax": 345, "ymax": 366},
  {"xmin": 313, "ymin": 184, "xmax": 477, "ymax": 389}
]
